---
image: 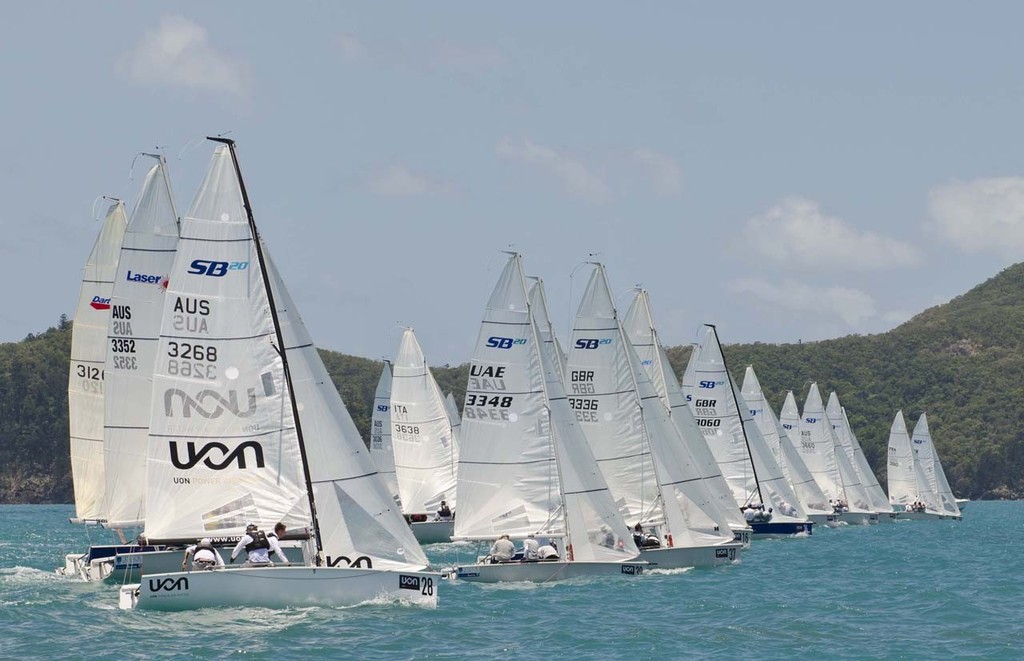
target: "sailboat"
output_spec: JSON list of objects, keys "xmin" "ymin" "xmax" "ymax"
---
[
  {"xmin": 622, "ymin": 289, "xmax": 752, "ymax": 547},
  {"xmin": 798, "ymin": 384, "xmax": 877, "ymax": 525},
  {"xmin": 682, "ymin": 326, "xmax": 813, "ymax": 537},
  {"xmin": 825, "ymin": 393, "xmax": 895, "ymax": 523},
  {"xmin": 908, "ymin": 413, "xmax": 962, "ymax": 520},
  {"xmin": 742, "ymin": 372, "xmax": 834, "ymax": 527},
  {"xmin": 451, "ymin": 253, "xmax": 646, "ymax": 582},
  {"xmin": 389, "ymin": 328, "xmax": 459, "ymax": 544},
  {"xmin": 120, "ymin": 139, "xmax": 437, "ymax": 610},
  {"xmin": 60, "ymin": 196, "xmax": 157, "ymax": 579},
  {"xmin": 369, "ymin": 361, "xmax": 402, "ymax": 506},
  {"xmin": 567, "ymin": 266, "xmax": 741, "ymax": 568}
]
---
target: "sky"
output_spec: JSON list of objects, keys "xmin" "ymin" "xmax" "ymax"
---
[{"xmin": 2, "ymin": 2, "xmax": 1023, "ymax": 365}]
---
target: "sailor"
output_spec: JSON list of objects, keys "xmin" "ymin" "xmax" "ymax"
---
[
  {"xmin": 743, "ymin": 506, "xmax": 758, "ymax": 523},
  {"xmin": 521, "ymin": 533, "xmax": 540, "ymax": 560},
  {"xmin": 489, "ymin": 534, "xmax": 516, "ymax": 563},
  {"xmin": 181, "ymin": 538, "xmax": 225, "ymax": 571},
  {"xmin": 230, "ymin": 523, "xmax": 289, "ymax": 566},
  {"xmin": 436, "ymin": 500, "xmax": 453, "ymax": 520},
  {"xmin": 537, "ymin": 539, "xmax": 559, "ymax": 560},
  {"xmin": 632, "ymin": 522, "xmax": 645, "ymax": 548}
]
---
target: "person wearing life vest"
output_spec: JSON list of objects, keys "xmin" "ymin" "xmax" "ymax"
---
[
  {"xmin": 230, "ymin": 523, "xmax": 289, "ymax": 566},
  {"xmin": 182, "ymin": 538, "xmax": 225, "ymax": 571}
]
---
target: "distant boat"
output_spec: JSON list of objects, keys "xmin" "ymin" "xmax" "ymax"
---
[
  {"xmin": 369, "ymin": 361, "xmax": 401, "ymax": 506},
  {"xmin": 451, "ymin": 253, "xmax": 646, "ymax": 582},
  {"xmin": 682, "ymin": 326, "xmax": 813, "ymax": 538},
  {"xmin": 568, "ymin": 267, "xmax": 741, "ymax": 568},
  {"xmin": 885, "ymin": 411, "xmax": 960, "ymax": 521},
  {"xmin": 743, "ymin": 374, "xmax": 833, "ymax": 527},
  {"xmin": 909, "ymin": 413, "xmax": 962, "ymax": 520},
  {"xmin": 796, "ymin": 384, "xmax": 877, "ymax": 525},
  {"xmin": 389, "ymin": 328, "xmax": 459, "ymax": 544},
  {"xmin": 826, "ymin": 393, "xmax": 895, "ymax": 523},
  {"xmin": 121, "ymin": 140, "xmax": 436, "ymax": 610}
]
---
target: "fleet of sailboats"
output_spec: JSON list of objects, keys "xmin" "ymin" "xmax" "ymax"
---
[{"xmin": 55, "ymin": 139, "xmax": 966, "ymax": 607}]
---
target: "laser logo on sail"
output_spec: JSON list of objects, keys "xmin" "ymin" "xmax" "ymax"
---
[
  {"xmin": 164, "ymin": 388, "xmax": 256, "ymax": 419},
  {"xmin": 169, "ymin": 440, "xmax": 266, "ymax": 470}
]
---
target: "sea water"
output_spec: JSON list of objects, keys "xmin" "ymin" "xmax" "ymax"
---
[{"xmin": 1, "ymin": 502, "xmax": 1020, "ymax": 659}]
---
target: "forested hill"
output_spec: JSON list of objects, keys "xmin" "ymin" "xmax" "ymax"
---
[{"xmin": 3, "ymin": 264, "xmax": 1023, "ymax": 503}]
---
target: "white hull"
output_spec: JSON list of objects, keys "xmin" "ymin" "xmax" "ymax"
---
[
  {"xmin": 876, "ymin": 511, "xmax": 897, "ymax": 524},
  {"xmin": 640, "ymin": 543, "xmax": 741, "ymax": 569},
  {"xmin": 955, "ymin": 499, "xmax": 969, "ymax": 511},
  {"xmin": 410, "ymin": 520, "xmax": 454, "ymax": 545},
  {"xmin": 897, "ymin": 511, "xmax": 962, "ymax": 521},
  {"xmin": 120, "ymin": 566, "xmax": 439, "ymax": 610},
  {"xmin": 838, "ymin": 511, "xmax": 876, "ymax": 526},
  {"xmin": 729, "ymin": 526, "xmax": 753, "ymax": 549},
  {"xmin": 107, "ymin": 545, "xmax": 253, "ymax": 582},
  {"xmin": 806, "ymin": 513, "xmax": 838, "ymax": 527},
  {"xmin": 452, "ymin": 560, "xmax": 646, "ymax": 583}
]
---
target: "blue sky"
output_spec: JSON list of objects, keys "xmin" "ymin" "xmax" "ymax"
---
[{"xmin": 2, "ymin": 3, "xmax": 1022, "ymax": 364}]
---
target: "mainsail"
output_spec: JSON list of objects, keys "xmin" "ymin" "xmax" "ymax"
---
[
  {"xmin": 69, "ymin": 199, "xmax": 128, "ymax": 522},
  {"xmin": 623, "ymin": 289, "xmax": 749, "ymax": 534},
  {"xmin": 102, "ymin": 156, "xmax": 180, "ymax": 529},
  {"xmin": 369, "ymin": 362, "xmax": 401, "ymax": 505},
  {"xmin": 776, "ymin": 391, "xmax": 831, "ymax": 515},
  {"xmin": 390, "ymin": 328, "xmax": 459, "ymax": 516}
]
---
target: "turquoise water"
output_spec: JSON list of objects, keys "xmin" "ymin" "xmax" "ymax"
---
[{"xmin": 1, "ymin": 503, "xmax": 1020, "ymax": 659}]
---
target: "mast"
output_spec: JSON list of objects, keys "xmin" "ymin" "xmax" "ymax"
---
[
  {"xmin": 709, "ymin": 324, "xmax": 763, "ymax": 505},
  {"xmin": 208, "ymin": 137, "xmax": 323, "ymax": 554}
]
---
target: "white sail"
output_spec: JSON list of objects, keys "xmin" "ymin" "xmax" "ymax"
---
[
  {"xmin": 369, "ymin": 362, "xmax": 401, "ymax": 505},
  {"xmin": 568, "ymin": 267, "xmax": 735, "ymax": 546},
  {"xmin": 444, "ymin": 392, "xmax": 461, "ymax": 431},
  {"xmin": 824, "ymin": 393, "xmax": 892, "ymax": 513},
  {"xmin": 910, "ymin": 414, "xmax": 960, "ymax": 516},
  {"xmin": 390, "ymin": 328, "xmax": 459, "ymax": 516},
  {"xmin": 454, "ymin": 254, "xmax": 640, "ymax": 562},
  {"xmin": 622, "ymin": 289, "xmax": 748, "ymax": 534},
  {"xmin": 799, "ymin": 384, "xmax": 872, "ymax": 512},
  {"xmin": 102, "ymin": 157, "xmax": 179, "ymax": 529},
  {"xmin": 69, "ymin": 199, "xmax": 128, "ymax": 522},
  {"xmin": 683, "ymin": 327, "xmax": 806, "ymax": 522},
  {"xmin": 143, "ymin": 146, "xmax": 310, "ymax": 542},
  {"xmin": 527, "ymin": 276, "xmax": 568, "ymax": 383},
  {"xmin": 264, "ymin": 249, "xmax": 427, "ymax": 570},
  {"xmin": 886, "ymin": 411, "xmax": 919, "ymax": 509},
  {"xmin": 777, "ymin": 392, "xmax": 831, "ymax": 515}
]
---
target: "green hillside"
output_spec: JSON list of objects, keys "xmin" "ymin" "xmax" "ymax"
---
[{"xmin": 2, "ymin": 264, "xmax": 1022, "ymax": 503}]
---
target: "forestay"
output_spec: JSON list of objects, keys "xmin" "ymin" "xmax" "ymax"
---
[
  {"xmin": 69, "ymin": 199, "xmax": 128, "ymax": 522},
  {"xmin": 621, "ymin": 289, "xmax": 746, "ymax": 535},
  {"xmin": 776, "ymin": 391, "xmax": 831, "ymax": 515},
  {"xmin": 390, "ymin": 328, "xmax": 459, "ymax": 516},
  {"xmin": 102, "ymin": 157, "xmax": 179, "ymax": 530},
  {"xmin": 143, "ymin": 147, "xmax": 310, "ymax": 542},
  {"xmin": 369, "ymin": 362, "xmax": 401, "ymax": 505}
]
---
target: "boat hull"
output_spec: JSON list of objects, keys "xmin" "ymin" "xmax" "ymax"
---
[
  {"xmin": 410, "ymin": 520, "xmax": 454, "ymax": 545},
  {"xmin": 729, "ymin": 526, "xmax": 753, "ymax": 548},
  {"xmin": 120, "ymin": 566, "xmax": 439, "ymax": 610},
  {"xmin": 452, "ymin": 560, "xmax": 646, "ymax": 583},
  {"xmin": 105, "ymin": 544, "xmax": 251, "ymax": 582},
  {"xmin": 750, "ymin": 521, "xmax": 813, "ymax": 538},
  {"xmin": 640, "ymin": 543, "xmax": 741, "ymax": 569},
  {"xmin": 955, "ymin": 499, "xmax": 969, "ymax": 511},
  {"xmin": 876, "ymin": 511, "xmax": 897, "ymax": 524},
  {"xmin": 896, "ymin": 511, "xmax": 962, "ymax": 521},
  {"xmin": 807, "ymin": 513, "xmax": 838, "ymax": 526},
  {"xmin": 56, "ymin": 545, "xmax": 159, "ymax": 581}
]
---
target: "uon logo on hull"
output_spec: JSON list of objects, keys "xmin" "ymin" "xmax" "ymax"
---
[
  {"xmin": 149, "ymin": 576, "xmax": 188, "ymax": 592},
  {"xmin": 169, "ymin": 440, "xmax": 265, "ymax": 470},
  {"xmin": 620, "ymin": 564, "xmax": 643, "ymax": 575},
  {"xmin": 486, "ymin": 337, "xmax": 527, "ymax": 349},
  {"xmin": 89, "ymin": 296, "xmax": 111, "ymax": 311},
  {"xmin": 164, "ymin": 388, "xmax": 256, "ymax": 419}
]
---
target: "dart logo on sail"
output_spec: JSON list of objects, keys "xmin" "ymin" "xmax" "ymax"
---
[{"xmin": 89, "ymin": 296, "xmax": 111, "ymax": 310}]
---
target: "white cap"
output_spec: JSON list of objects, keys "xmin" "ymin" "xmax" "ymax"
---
[{"xmin": 200, "ymin": 538, "xmax": 212, "ymax": 545}]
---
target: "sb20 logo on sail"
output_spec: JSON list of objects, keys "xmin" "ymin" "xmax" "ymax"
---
[
  {"xmin": 189, "ymin": 260, "xmax": 250, "ymax": 277},
  {"xmin": 574, "ymin": 338, "xmax": 612, "ymax": 350},
  {"xmin": 486, "ymin": 337, "xmax": 527, "ymax": 349}
]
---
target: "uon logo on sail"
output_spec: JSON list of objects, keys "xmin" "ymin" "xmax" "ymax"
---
[
  {"xmin": 169, "ymin": 440, "xmax": 265, "ymax": 470},
  {"xmin": 89, "ymin": 296, "xmax": 111, "ymax": 311},
  {"xmin": 188, "ymin": 259, "xmax": 250, "ymax": 277}
]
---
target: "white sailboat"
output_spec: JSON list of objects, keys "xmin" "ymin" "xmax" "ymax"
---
[
  {"xmin": 622, "ymin": 289, "xmax": 752, "ymax": 547},
  {"xmin": 121, "ymin": 139, "xmax": 437, "ymax": 610},
  {"xmin": 451, "ymin": 253, "xmax": 646, "ymax": 582},
  {"xmin": 567, "ymin": 266, "xmax": 741, "ymax": 568},
  {"xmin": 798, "ymin": 384, "xmax": 877, "ymax": 525},
  {"xmin": 742, "ymin": 372, "xmax": 834, "ymax": 527},
  {"xmin": 389, "ymin": 328, "xmax": 459, "ymax": 544},
  {"xmin": 60, "ymin": 197, "xmax": 148, "ymax": 579},
  {"xmin": 369, "ymin": 361, "xmax": 402, "ymax": 507},
  {"xmin": 909, "ymin": 413, "xmax": 962, "ymax": 520},
  {"xmin": 825, "ymin": 393, "xmax": 895, "ymax": 523},
  {"xmin": 887, "ymin": 410, "xmax": 946, "ymax": 520},
  {"xmin": 682, "ymin": 326, "xmax": 813, "ymax": 537}
]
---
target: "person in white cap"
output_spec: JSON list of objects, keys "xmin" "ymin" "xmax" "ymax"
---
[{"xmin": 182, "ymin": 538, "xmax": 225, "ymax": 570}]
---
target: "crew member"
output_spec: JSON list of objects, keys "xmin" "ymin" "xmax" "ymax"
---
[
  {"xmin": 230, "ymin": 523, "xmax": 289, "ymax": 566},
  {"xmin": 182, "ymin": 538, "xmax": 225, "ymax": 571}
]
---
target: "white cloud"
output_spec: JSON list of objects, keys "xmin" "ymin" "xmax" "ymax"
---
[
  {"xmin": 496, "ymin": 137, "xmax": 610, "ymax": 204},
  {"xmin": 363, "ymin": 165, "xmax": 453, "ymax": 197},
  {"xmin": 729, "ymin": 277, "xmax": 879, "ymax": 327},
  {"xmin": 117, "ymin": 15, "xmax": 249, "ymax": 96},
  {"xmin": 745, "ymin": 197, "xmax": 923, "ymax": 271},
  {"xmin": 927, "ymin": 177, "xmax": 1024, "ymax": 255},
  {"xmin": 632, "ymin": 149, "xmax": 683, "ymax": 196}
]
